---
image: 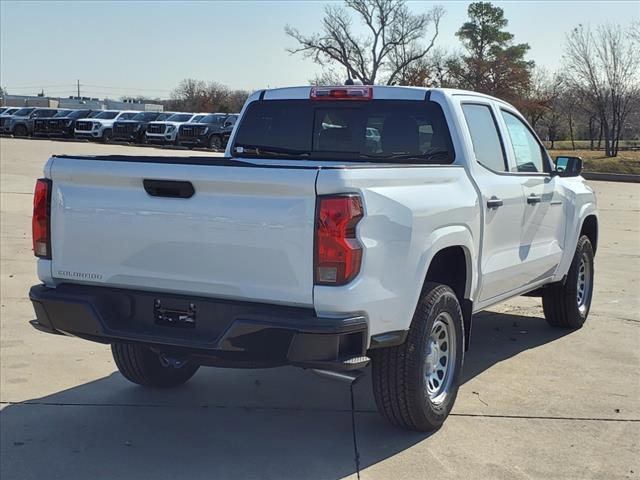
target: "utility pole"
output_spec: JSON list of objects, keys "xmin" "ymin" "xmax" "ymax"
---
[{"xmin": 77, "ymin": 79, "xmax": 80, "ymax": 98}]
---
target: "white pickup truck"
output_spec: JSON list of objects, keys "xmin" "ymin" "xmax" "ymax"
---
[
  {"xmin": 29, "ymin": 86, "xmax": 597, "ymax": 431},
  {"xmin": 144, "ymin": 112, "xmax": 203, "ymax": 145},
  {"xmin": 74, "ymin": 110, "xmax": 140, "ymax": 142}
]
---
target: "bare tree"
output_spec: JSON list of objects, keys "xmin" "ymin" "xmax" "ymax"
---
[
  {"xmin": 309, "ymin": 69, "xmax": 345, "ymax": 86},
  {"xmin": 544, "ymin": 75, "xmax": 565, "ymax": 149},
  {"xmin": 376, "ymin": 47, "xmax": 458, "ymax": 87},
  {"xmin": 167, "ymin": 79, "xmax": 249, "ymax": 113},
  {"xmin": 423, "ymin": 47, "xmax": 458, "ymax": 88},
  {"xmin": 560, "ymin": 85, "xmax": 579, "ymax": 150},
  {"xmin": 519, "ymin": 67, "xmax": 552, "ymax": 131},
  {"xmin": 563, "ymin": 23, "xmax": 640, "ymax": 156},
  {"xmin": 630, "ymin": 20, "xmax": 640, "ymax": 44},
  {"xmin": 285, "ymin": 0, "xmax": 444, "ymax": 85}
]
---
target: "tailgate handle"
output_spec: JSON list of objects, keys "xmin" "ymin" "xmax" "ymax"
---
[{"xmin": 143, "ymin": 179, "xmax": 194, "ymax": 199}]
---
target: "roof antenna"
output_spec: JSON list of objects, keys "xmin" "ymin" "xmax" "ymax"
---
[{"xmin": 345, "ymin": 78, "xmax": 355, "ymax": 85}]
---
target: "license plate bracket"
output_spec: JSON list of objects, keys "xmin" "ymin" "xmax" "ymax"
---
[{"xmin": 153, "ymin": 299, "xmax": 196, "ymax": 329}]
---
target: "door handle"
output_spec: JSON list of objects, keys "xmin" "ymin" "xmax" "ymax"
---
[
  {"xmin": 527, "ymin": 194, "xmax": 542, "ymax": 205},
  {"xmin": 487, "ymin": 196, "xmax": 503, "ymax": 209}
]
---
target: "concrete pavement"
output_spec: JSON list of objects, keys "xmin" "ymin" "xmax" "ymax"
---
[{"xmin": 1, "ymin": 137, "xmax": 638, "ymax": 479}]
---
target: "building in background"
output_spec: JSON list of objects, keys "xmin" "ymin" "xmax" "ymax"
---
[{"xmin": 1, "ymin": 95, "xmax": 163, "ymax": 112}]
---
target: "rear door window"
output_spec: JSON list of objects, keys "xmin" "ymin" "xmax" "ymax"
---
[
  {"xmin": 461, "ymin": 104, "xmax": 507, "ymax": 172},
  {"xmin": 233, "ymin": 100, "xmax": 454, "ymax": 163}
]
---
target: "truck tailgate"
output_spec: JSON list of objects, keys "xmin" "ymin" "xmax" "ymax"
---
[{"xmin": 48, "ymin": 157, "xmax": 319, "ymax": 306}]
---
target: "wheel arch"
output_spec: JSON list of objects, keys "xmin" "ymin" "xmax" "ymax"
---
[
  {"xmin": 422, "ymin": 246, "xmax": 470, "ymax": 301},
  {"xmin": 555, "ymin": 203, "xmax": 598, "ymax": 281},
  {"xmin": 580, "ymin": 214, "xmax": 598, "ymax": 254},
  {"xmin": 417, "ymin": 228, "xmax": 476, "ymax": 350}
]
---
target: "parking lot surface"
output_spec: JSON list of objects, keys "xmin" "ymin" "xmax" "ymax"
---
[{"xmin": 1, "ymin": 137, "xmax": 638, "ymax": 480}]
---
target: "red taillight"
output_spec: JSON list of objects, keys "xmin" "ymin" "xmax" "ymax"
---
[
  {"xmin": 315, "ymin": 195, "xmax": 364, "ymax": 285},
  {"xmin": 32, "ymin": 178, "xmax": 51, "ymax": 258},
  {"xmin": 310, "ymin": 86, "xmax": 373, "ymax": 101}
]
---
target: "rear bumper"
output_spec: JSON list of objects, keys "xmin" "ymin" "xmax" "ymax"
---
[{"xmin": 29, "ymin": 284, "xmax": 369, "ymax": 371}]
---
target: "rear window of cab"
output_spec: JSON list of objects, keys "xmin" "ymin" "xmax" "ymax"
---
[{"xmin": 232, "ymin": 99, "xmax": 454, "ymax": 164}]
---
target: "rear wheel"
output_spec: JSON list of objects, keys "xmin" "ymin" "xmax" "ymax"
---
[
  {"xmin": 542, "ymin": 235, "xmax": 594, "ymax": 328},
  {"xmin": 111, "ymin": 343, "xmax": 199, "ymax": 388},
  {"xmin": 371, "ymin": 282, "xmax": 464, "ymax": 431},
  {"xmin": 208, "ymin": 134, "xmax": 223, "ymax": 150}
]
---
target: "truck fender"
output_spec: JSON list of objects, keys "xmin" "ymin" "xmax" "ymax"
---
[
  {"xmin": 555, "ymin": 202, "xmax": 598, "ymax": 281},
  {"xmin": 411, "ymin": 225, "xmax": 476, "ymax": 349},
  {"xmin": 415, "ymin": 225, "xmax": 476, "ymax": 300}
]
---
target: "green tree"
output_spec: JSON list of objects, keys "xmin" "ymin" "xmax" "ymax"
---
[{"xmin": 448, "ymin": 2, "xmax": 533, "ymax": 101}]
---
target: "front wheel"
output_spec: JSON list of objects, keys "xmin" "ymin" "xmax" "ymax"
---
[
  {"xmin": 101, "ymin": 129, "xmax": 112, "ymax": 144},
  {"xmin": 13, "ymin": 124, "xmax": 28, "ymax": 137},
  {"xmin": 371, "ymin": 282, "xmax": 464, "ymax": 432},
  {"xmin": 542, "ymin": 235, "xmax": 594, "ymax": 329},
  {"xmin": 208, "ymin": 134, "xmax": 223, "ymax": 150},
  {"xmin": 111, "ymin": 343, "xmax": 200, "ymax": 388}
]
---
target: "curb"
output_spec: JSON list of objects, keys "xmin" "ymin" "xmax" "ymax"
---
[{"xmin": 583, "ymin": 172, "xmax": 640, "ymax": 184}]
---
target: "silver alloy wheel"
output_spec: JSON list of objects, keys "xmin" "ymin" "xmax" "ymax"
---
[
  {"xmin": 424, "ymin": 312, "xmax": 456, "ymax": 405},
  {"xmin": 576, "ymin": 252, "xmax": 592, "ymax": 314}
]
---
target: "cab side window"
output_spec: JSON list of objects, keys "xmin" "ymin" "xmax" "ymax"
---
[
  {"xmin": 501, "ymin": 110, "xmax": 546, "ymax": 173},
  {"xmin": 462, "ymin": 104, "xmax": 507, "ymax": 172}
]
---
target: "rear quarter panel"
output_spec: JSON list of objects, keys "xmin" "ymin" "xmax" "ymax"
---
[{"xmin": 315, "ymin": 166, "xmax": 479, "ymax": 337}]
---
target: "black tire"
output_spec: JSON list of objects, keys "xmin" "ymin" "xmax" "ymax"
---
[
  {"xmin": 13, "ymin": 124, "xmax": 28, "ymax": 137},
  {"xmin": 371, "ymin": 282, "xmax": 465, "ymax": 432},
  {"xmin": 208, "ymin": 134, "xmax": 223, "ymax": 150},
  {"xmin": 542, "ymin": 235, "xmax": 594, "ymax": 329},
  {"xmin": 111, "ymin": 343, "xmax": 199, "ymax": 388},
  {"xmin": 101, "ymin": 129, "xmax": 112, "ymax": 144}
]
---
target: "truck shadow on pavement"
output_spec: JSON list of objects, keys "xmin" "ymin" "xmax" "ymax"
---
[{"xmin": 1, "ymin": 310, "xmax": 572, "ymax": 480}]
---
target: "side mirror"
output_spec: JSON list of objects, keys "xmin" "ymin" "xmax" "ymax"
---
[{"xmin": 554, "ymin": 156, "xmax": 583, "ymax": 177}]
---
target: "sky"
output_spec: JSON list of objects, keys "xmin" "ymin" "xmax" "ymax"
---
[{"xmin": 1, "ymin": 0, "xmax": 638, "ymax": 99}]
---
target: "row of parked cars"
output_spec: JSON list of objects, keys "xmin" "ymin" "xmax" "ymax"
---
[{"xmin": 0, "ymin": 106, "xmax": 239, "ymax": 150}]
